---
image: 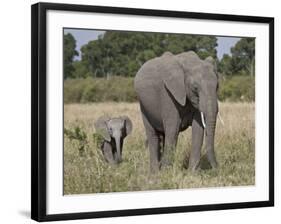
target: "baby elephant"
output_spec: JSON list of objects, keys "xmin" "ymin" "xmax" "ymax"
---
[{"xmin": 94, "ymin": 116, "xmax": 132, "ymax": 164}]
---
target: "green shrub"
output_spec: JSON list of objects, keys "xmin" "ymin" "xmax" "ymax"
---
[
  {"xmin": 64, "ymin": 126, "xmax": 88, "ymax": 156},
  {"xmin": 64, "ymin": 78, "xmax": 89, "ymax": 103},
  {"xmin": 64, "ymin": 75, "xmax": 255, "ymax": 103},
  {"xmin": 218, "ymin": 76, "xmax": 255, "ymax": 102},
  {"xmin": 64, "ymin": 76, "xmax": 137, "ymax": 103}
]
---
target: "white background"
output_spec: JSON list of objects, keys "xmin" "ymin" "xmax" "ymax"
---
[{"xmin": 0, "ymin": 0, "xmax": 279, "ymax": 223}]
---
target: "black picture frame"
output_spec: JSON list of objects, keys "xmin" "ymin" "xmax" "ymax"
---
[{"xmin": 31, "ymin": 2, "xmax": 274, "ymax": 222}]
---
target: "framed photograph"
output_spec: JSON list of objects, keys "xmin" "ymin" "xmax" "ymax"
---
[{"xmin": 31, "ymin": 2, "xmax": 274, "ymax": 222}]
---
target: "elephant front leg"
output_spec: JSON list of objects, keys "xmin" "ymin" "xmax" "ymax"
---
[
  {"xmin": 189, "ymin": 112, "xmax": 204, "ymax": 171},
  {"xmin": 102, "ymin": 141, "xmax": 117, "ymax": 164}
]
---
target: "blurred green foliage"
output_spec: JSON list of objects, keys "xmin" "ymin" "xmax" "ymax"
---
[
  {"xmin": 63, "ymin": 33, "xmax": 78, "ymax": 79},
  {"xmin": 218, "ymin": 38, "xmax": 255, "ymax": 77},
  {"xmin": 64, "ymin": 126, "xmax": 88, "ymax": 156},
  {"xmin": 218, "ymin": 76, "xmax": 255, "ymax": 102},
  {"xmin": 64, "ymin": 77, "xmax": 136, "ymax": 103},
  {"xmin": 63, "ymin": 31, "xmax": 255, "ymax": 103},
  {"xmin": 64, "ymin": 31, "xmax": 217, "ymax": 79},
  {"xmin": 64, "ymin": 76, "xmax": 254, "ymax": 103}
]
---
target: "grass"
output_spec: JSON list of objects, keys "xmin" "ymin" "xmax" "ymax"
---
[{"xmin": 64, "ymin": 102, "xmax": 255, "ymax": 195}]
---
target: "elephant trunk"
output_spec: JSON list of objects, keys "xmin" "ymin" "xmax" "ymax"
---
[
  {"xmin": 114, "ymin": 135, "xmax": 122, "ymax": 163},
  {"xmin": 204, "ymin": 98, "xmax": 218, "ymax": 168}
]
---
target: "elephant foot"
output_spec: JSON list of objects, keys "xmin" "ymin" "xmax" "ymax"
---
[
  {"xmin": 210, "ymin": 161, "xmax": 218, "ymax": 169},
  {"xmin": 189, "ymin": 166, "xmax": 201, "ymax": 173},
  {"xmin": 150, "ymin": 163, "xmax": 160, "ymax": 173},
  {"xmin": 160, "ymin": 160, "xmax": 173, "ymax": 169},
  {"xmin": 188, "ymin": 155, "xmax": 201, "ymax": 171},
  {"xmin": 161, "ymin": 148, "xmax": 175, "ymax": 169},
  {"xmin": 160, "ymin": 153, "xmax": 174, "ymax": 169},
  {"xmin": 206, "ymin": 152, "xmax": 218, "ymax": 169},
  {"xmin": 188, "ymin": 163, "xmax": 201, "ymax": 172},
  {"xmin": 150, "ymin": 167, "xmax": 160, "ymax": 174}
]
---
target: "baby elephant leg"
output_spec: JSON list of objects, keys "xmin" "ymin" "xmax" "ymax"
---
[{"xmin": 101, "ymin": 141, "xmax": 117, "ymax": 164}]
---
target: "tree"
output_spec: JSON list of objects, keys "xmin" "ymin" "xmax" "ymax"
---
[
  {"xmin": 63, "ymin": 33, "xmax": 78, "ymax": 79},
  {"xmin": 218, "ymin": 54, "xmax": 233, "ymax": 76},
  {"xmin": 80, "ymin": 31, "xmax": 218, "ymax": 78},
  {"xmin": 230, "ymin": 38, "xmax": 255, "ymax": 76},
  {"xmin": 218, "ymin": 38, "xmax": 255, "ymax": 76},
  {"xmin": 195, "ymin": 35, "xmax": 217, "ymax": 59},
  {"xmin": 72, "ymin": 61, "xmax": 89, "ymax": 78}
]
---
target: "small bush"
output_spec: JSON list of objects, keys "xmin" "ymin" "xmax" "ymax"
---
[
  {"xmin": 218, "ymin": 76, "xmax": 255, "ymax": 102},
  {"xmin": 64, "ymin": 78, "xmax": 88, "ymax": 103},
  {"xmin": 64, "ymin": 76, "xmax": 137, "ymax": 103},
  {"xmin": 64, "ymin": 126, "xmax": 88, "ymax": 156},
  {"xmin": 64, "ymin": 75, "xmax": 255, "ymax": 103}
]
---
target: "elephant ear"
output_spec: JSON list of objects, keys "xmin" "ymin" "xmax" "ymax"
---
[
  {"xmin": 205, "ymin": 56, "xmax": 218, "ymax": 77},
  {"xmin": 205, "ymin": 56, "xmax": 215, "ymax": 65},
  {"xmin": 163, "ymin": 58, "xmax": 186, "ymax": 106},
  {"xmin": 94, "ymin": 116, "xmax": 111, "ymax": 141},
  {"xmin": 122, "ymin": 116, "xmax": 133, "ymax": 136}
]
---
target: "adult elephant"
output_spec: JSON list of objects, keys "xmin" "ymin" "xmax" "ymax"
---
[{"xmin": 134, "ymin": 51, "xmax": 219, "ymax": 172}]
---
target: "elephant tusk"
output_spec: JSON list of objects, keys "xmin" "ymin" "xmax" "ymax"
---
[
  {"xmin": 218, "ymin": 112, "xmax": 225, "ymax": 126},
  {"xmin": 200, "ymin": 112, "xmax": 206, "ymax": 129}
]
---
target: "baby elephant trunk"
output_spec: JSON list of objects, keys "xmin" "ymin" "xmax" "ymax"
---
[{"xmin": 114, "ymin": 135, "xmax": 122, "ymax": 163}]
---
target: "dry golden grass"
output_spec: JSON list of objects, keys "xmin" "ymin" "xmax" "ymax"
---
[{"xmin": 64, "ymin": 102, "xmax": 255, "ymax": 194}]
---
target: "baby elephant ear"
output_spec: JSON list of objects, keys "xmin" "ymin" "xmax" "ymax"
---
[
  {"xmin": 94, "ymin": 116, "xmax": 111, "ymax": 141},
  {"xmin": 122, "ymin": 116, "xmax": 133, "ymax": 136}
]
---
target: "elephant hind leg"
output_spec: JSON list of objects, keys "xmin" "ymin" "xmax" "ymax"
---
[
  {"xmin": 141, "ymin": 113, "xmax": 160, "ymax": 173},
  {"xmin": 160, "ymin": 121, "xmax": 180, "ymax": 168},
  {"xmin": 161, "ymin": 133, "xmax": 178, "ymax": 168}
]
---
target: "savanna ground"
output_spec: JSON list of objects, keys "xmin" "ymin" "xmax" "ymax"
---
[{"xmin": 64, "ymin": 102, "xmax": 255, "ymax": 195}]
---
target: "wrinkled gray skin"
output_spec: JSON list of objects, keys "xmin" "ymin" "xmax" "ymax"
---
[
  {"xmin": 134, "ymin": 51, "xmax": 219, "ymax": 172},
  {"xmin": 94, "ymin": 116, "xmax": 132, "ymax": 164}
]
